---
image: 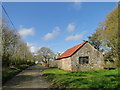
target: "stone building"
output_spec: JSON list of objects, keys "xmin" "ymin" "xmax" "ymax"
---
[{"xmin": 56, "ymin": 41, "xmax": 104, "ymax": 71}]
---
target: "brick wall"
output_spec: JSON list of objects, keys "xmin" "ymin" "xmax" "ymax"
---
[{"xmin": 57, "ymin": 57, "xmax": 72, "ymax": 71}]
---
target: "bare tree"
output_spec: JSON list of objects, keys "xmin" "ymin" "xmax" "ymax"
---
[
  {"xmin": 37, "ymin": 47, "xmax": 55, "ymax": 66},
  {"xmin": 2, "ymin": 19, "xmax": 34, "ymax": 67}
]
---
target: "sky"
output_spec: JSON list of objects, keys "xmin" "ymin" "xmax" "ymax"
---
[{"xmin": 2, "ymin": 2, "xmax": 117, "ymax": 54}]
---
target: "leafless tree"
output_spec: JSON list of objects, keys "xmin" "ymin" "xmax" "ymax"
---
[{"xmin": 37, "ymin": 47, "xmax": 55, "ymax": 66}]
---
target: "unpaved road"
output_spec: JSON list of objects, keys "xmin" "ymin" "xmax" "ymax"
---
[{"xmin": 2, "ymin": 65, "xmax": 51, "ymax": 89}]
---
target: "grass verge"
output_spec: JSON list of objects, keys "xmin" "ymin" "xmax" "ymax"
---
[
  {"xmin": 42, "ymin": 68, "xmax": 119, "ymax": 88},
  {"xmin": 2, "ymin": 64, "xmax": 30, "ymax": 85},
  {"xmin": 36, "ymin": 63, "xmax": 49, "ymax": 69}
]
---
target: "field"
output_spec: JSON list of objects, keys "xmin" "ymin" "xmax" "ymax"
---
[{"xmin": 42, "ymin": 68, "xmax": 119, "ymax": 88}]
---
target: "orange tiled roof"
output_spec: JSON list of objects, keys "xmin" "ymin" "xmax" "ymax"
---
[{"xmin": 57, "ymin": 41, "xmax": 88, "ymax": 59}]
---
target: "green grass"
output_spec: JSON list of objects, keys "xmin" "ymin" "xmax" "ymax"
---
[
  {"xmin": 36, "ymin": 63, "xmax": 49, "ymax": 69},
  {"xmin": 2, "ymin": 64, "xmax": 30, "ymax": 85},
  {"xmin": 42, "ymin": 68, "xmax": 119, "ymax": 88}
]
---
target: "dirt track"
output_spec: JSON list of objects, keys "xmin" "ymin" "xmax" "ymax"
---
[{"xmin": 2, "ymin": 65, "xmax": 50, "ymax": 89}]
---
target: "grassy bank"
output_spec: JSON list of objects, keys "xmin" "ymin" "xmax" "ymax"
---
[
  {"xmin": 2, "ymin": 64, "xmax": 33, "ymax": 85},
  {"xmin": 42, "ymin": 68, "xmax": 119, "ymax": 88}
]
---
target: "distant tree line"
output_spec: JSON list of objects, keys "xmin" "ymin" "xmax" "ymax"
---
[
  {"xmin": 2, "ymin": 19, "xmax": 34, "ymax": 67},
  {"xmin": 88, "ymin": 4, "xmax": 119, "ymax": 67}
]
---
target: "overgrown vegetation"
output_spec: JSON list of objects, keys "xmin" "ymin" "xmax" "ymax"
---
[
  {"xmin": 2, "ymin": 64, "xmax": 31, "ymax": 85},
  {"xmin": 2, "ymin": 17, "xmax": 35, "ymax": 84},
  {"xmin": 88, "ymin": 4, "xmax": 119, "ymax": 68},
  {"xmin": 2, "ymin": 20, "xmax": 34, "ymax": 67},
  {"xmin": 42, "ymin": 68, "xmax": 119, "ymax": 88}
]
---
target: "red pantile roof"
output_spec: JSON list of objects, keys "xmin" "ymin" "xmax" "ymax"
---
[{"xmin": 57, "ymin": 41, "xmax": 88, "ymax": 59}]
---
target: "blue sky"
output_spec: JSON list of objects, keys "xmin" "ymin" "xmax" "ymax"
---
[{"xmin": 3, "ymin": 2, "xmax": 117, "ymax": 53}]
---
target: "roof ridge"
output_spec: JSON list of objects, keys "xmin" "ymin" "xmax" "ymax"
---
[{"xmin": 57, "ymin": 41, "xmax": 88, "ymax": 59}]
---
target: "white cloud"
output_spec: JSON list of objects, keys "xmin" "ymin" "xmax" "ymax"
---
[
  {"xmin": 42, "ymin": 26, "xmax": 60, "ymax": 41},
  {"xmin": 18, "ymin": 27, "xmax": 35, "ymax": 37},
  {"xmin": 27, "ymin": 42, "xmax": 40, "ymax": 53},
  {"xmin": 65, "ymin": 34, "xmax": 83, "ymax": 41},
  {"xmin": 73, "ymin": 0, "xmax": 81, "ymax": 10},
  {"xmin": 67, "ymin": 23, "xmax": 75, "ymax": 32}
]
